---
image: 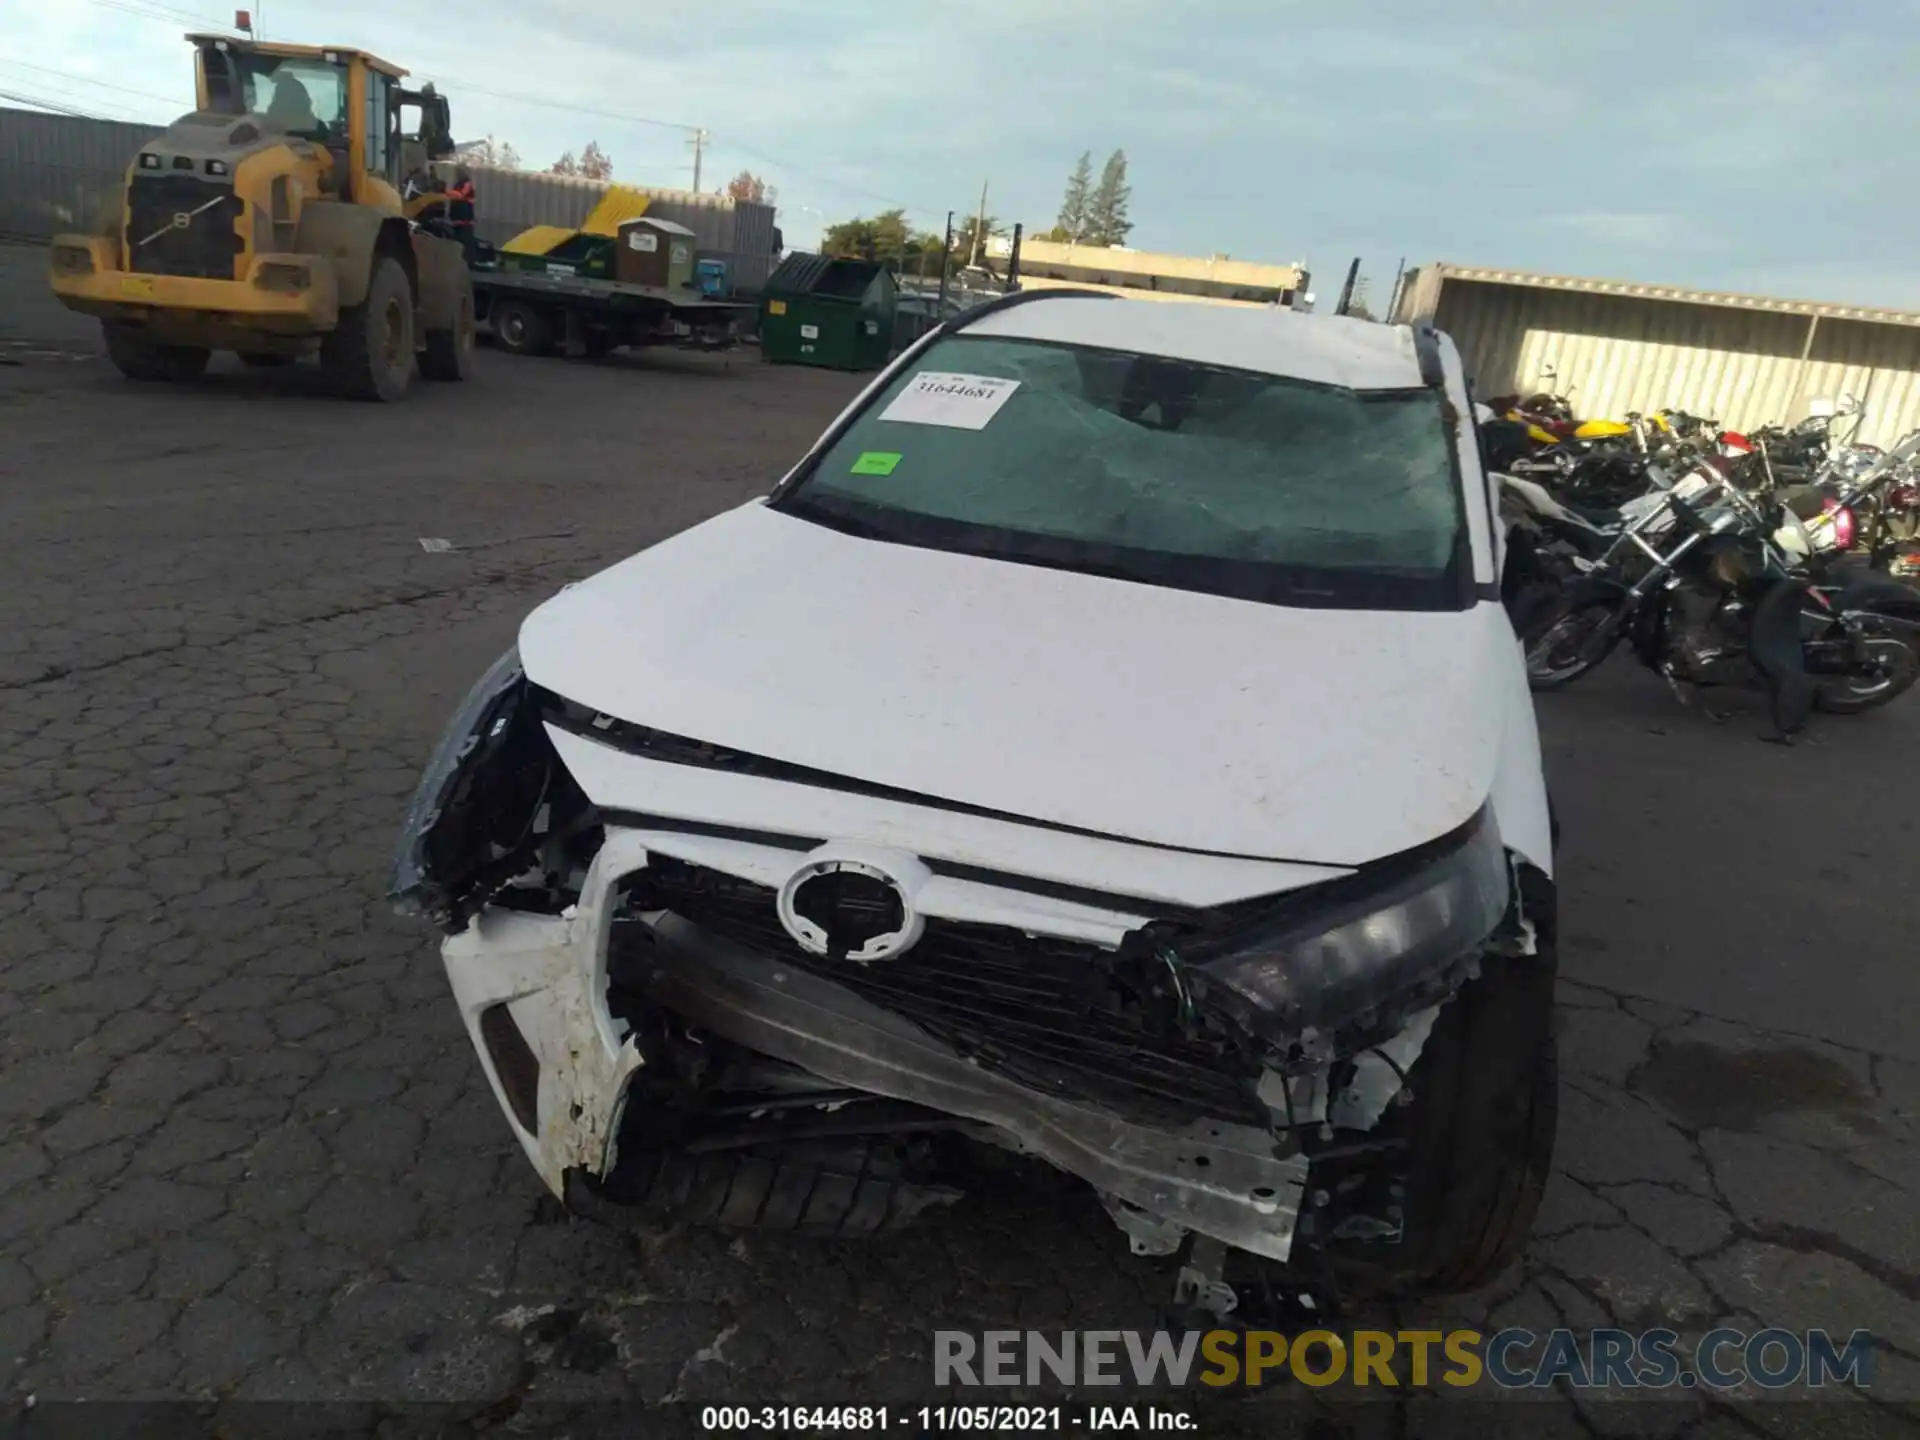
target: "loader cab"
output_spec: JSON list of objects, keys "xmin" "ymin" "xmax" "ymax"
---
[
  {"xmin": 394, "ymin": 85, "xmax": 454, "ymax": 205},
  {"xmin": 190, "ymin": 34, "xmax": 436, "ymax": 209}
]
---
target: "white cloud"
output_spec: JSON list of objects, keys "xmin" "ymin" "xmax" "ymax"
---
[{"xmin": 4, "ymin": 0, "xmax": 1913, "ymax": 307}]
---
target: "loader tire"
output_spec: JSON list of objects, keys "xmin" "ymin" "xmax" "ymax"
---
[
  {"xmin": 321, "ymin": 255, "xmax": 414, "ymax": 402},
  {"xmin": 575, "ymin": 1138, "xmax": 961, "ymax": 1237},
  {"xmin": 103, "ymin": 324, "xmax": 208, "ymax": 383},
  {"xmin": 420, "ymin": 272, "xmax": 476, "ymax": 381}
]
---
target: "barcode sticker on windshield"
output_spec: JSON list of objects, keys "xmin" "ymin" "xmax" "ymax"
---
[{"xmin": 877, "ymin": 372, "xmax": 1021, "ymax": 430}]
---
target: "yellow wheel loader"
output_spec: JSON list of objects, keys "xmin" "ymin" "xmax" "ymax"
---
[{"xmin": 48, "ymin": 33, "xmax": 475, "ymax": 401}]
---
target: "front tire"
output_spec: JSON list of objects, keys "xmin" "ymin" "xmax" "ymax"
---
[
  {"xmin": 102, "ymin": 324, "xmax": 208, "ymax": 383},
  {"xmin": 1523, "ymin": 595, "xmax": 1623, "ymax": 690},
  {"xmin": 321, "ymin": 255, "xmax": 414, "ymax": 402},
  {"xmin": 420, "ymin": 273, "xmax": 476, "ymax": 381},
  {"xmin": 574, "ymin": 1137, "xmax": 962, "ymax": 1237},
  {"xmin": 1230, "ymin": 910, "xmax": 1560, "ymax": 1309}
]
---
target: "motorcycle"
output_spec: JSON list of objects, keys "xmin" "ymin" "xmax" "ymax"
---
[
  {"xmin": 1745, "ymin": 394, "xmax": 1870, "ymax": 486},
  {"xmin": 1515, "ymin": 436, "xmax": 1920, "ymax": 735},
  {"xmin": 1825, "ymin": 445, "xmax": 1920, "ymax": 579}
]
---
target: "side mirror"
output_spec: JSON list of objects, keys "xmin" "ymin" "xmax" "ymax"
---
[
  {"xmin": 1838, "ymin": 392, "xmax": 1861, "ymax": 415},
  {"xmin": 413, "ymin": 94, "xmax": 454, "ymax": 158}
]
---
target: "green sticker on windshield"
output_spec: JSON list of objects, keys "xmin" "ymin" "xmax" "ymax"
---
[{"xmin": 850, "ymin": 451, "xmax": 902, "ymax": 476}]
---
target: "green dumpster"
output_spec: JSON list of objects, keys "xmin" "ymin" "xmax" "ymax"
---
[{"xmin": 760, "ymin": 253, "xmax": 897, "ymax": 371}]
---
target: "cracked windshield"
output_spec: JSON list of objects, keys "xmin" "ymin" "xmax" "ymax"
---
[
  {"xmin": 788, "ymin": 333, "xmax": 1462, "ymax": 605},
  {"xmin": 1, "ymin": 0, "xmax": 1913, "ymax": 1435}
]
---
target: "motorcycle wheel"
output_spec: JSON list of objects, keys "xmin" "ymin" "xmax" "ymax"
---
[
  {"xmin": 1523, "ymin": 596, "xmax": 1623, "ymax": 691},
  {"xmin": 1814, "ymin": 632, "xmax": 1920, "ymax": 714}
]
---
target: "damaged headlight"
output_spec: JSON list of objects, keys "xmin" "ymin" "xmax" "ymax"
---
[
  {"xmin": 1200, "ymin": 808, "xmax": 1510, "ymax": 1042},
  {"xmin": 388, "ymin": 645, "xmax": 548, "ymax": 929}
]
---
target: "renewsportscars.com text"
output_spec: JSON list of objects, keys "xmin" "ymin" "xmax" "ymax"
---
[{"xmin": 934, "ymin": 1328, "xmax": 1876, "ymax": 1390}]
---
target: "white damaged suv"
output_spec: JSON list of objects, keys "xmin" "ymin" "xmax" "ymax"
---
[{"xmin": 391, "ymin": 291, "xmax": 1558, "ymax": 1314}]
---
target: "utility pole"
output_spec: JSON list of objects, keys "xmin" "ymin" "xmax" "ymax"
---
[
  {"xmin": 969, "ymin": 179, "xmax": 988, "ymax": 269},
  {"xmin": 936, "ymin": 210, "xmax": 954, "ymax": 315},
  {"xmin": 688, "ymin": 128, "xmax": 709, "ymax": 192},
  {"xmin": 1334, "ymin": 257, "xmax": 1360, "ymax": 317}
]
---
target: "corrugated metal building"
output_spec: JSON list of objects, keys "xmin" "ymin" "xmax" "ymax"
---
[
  {"xmin": 0, "ymin": 106, "xmax": 161, "ymax": 240},
  {"xmin": 1392, "ymin": 263, "xmax": 1920, "ymax": 448},
  {"xmin": 458, "ymin": 165, "xmax": 780, "ymax": 290},
  {"xmin": 986, "ymin": 235, "xmax": 1306, "ymax": 308}
]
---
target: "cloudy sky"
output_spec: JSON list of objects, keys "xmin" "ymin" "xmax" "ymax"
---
[{"xmin": 7, "ymin": 0, "xmax": 1917, "ymax": 307}]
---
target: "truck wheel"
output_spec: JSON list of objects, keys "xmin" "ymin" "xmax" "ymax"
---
[
  {"xmin": 103, "ymin": 324, "xmax": 209, "ymax": 383},
  {"xmin": 321, "ymin": 255, "xmax": 414, "ymax": 402},
  {"xmin": 421, "ymin": 273, "xmax": 476, "ymax": 381},
  {"xmin": 490, "ymin": 298, "xmax": 551, "ymax": 357}
]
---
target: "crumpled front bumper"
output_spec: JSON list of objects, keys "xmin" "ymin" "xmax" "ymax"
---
[
  {"xmin": 439, "ymin": 832, "xmax": 650, "ymax": 1194},
  {"xmin": 440, "ymin": 826, "xmax": 1315, "ymax": 1261}
]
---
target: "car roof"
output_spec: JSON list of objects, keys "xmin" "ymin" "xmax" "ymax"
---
[{"xmin": 962, "ymin": 296, "xmax": 1427, "ymax": 391}]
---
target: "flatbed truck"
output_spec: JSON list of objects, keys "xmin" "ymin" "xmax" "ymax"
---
[{"xmin": 468, "ymin": 254, "xmax": 753, "ymax": 360}]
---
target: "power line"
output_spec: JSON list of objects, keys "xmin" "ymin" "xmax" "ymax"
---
[
  {"xmin": 709, "ymin": 134, "xmax": 947, "ymax": 223},
  {"xmin": 423, "ymin": 73, "xmax": 701, "ymax": 136},
  {"xmin": 0, "ymin": 85, "xmax": 142, "ymax": 121},
  {"xmin": 423, "ymin": 73, "xmax": 945, "ymax": 219},
  {"xmin": 87, "ymin": 0, "xmax": 229, "ymax": 27},
  {"xmin": 65, "ymin": 0, "xmax": 952, "ymax": 220},
  {"xmin": 0, "ymin": 59, "xmax": 187, "ymax": 110}
]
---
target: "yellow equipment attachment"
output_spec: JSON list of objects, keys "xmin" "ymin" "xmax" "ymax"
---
[
  {"xmin": 501, "ymin": 224, "xmax": 580, "ymax": 256},
  {"xmin": 579, "ymin": 184, "xmax": 651, "ymax": 236}
]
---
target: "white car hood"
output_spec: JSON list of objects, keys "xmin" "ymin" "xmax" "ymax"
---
[{"xmin": 518, "ymin": 501, "xmax": 1507, "ymax": 867}]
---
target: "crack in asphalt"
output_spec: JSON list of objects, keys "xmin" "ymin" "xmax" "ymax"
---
[{"xmin": 0, "ymin": 558, "xmax": 583, "ymax": 692}]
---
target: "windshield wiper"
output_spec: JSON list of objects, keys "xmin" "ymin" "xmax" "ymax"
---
[{"xmin": 780, "ymin": 498, "xmax": 903, "ymax": 543}]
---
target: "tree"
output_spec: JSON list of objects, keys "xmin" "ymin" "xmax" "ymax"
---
[
  {"xmin": 455, "ymin": 135, "xmax": 520, "ymax": 170},
  {"xmin": 904, "ymin": 229, "xmax": 949, "ymax": 276},
  {"xmin": 1055, "ymin": 151, "xmax": 1093, "ymax": 242},
  {"xmin": 725, "ymin": 170, "xmax": 776, "ymax": 205},
  {"xmin": 579, "ymin": 141, "xmax": 613, "ymax": 180},
  {"xmin": 951, "ymin": 212, "xmax": 1000, "ymax": 267},
  {"xmin": 822, "ymin": 208, "xmax": 916, "ymax": 264},
  {"xmin": 551, "ymin": 142, "xmax": 613, "ymax": 179},
  {"xmin": 1083, "ymin": 149, "xmax": 1133, "ymax": 247}
]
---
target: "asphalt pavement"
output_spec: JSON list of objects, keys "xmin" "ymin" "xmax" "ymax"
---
[{"xmin": 0, "ymin": 246, "xmax": 1914, "ymax": 1435}]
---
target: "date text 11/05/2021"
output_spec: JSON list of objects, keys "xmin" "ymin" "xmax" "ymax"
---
[{"xmin": 701, "ymin": 1408, "xmax": 1196, "ymax": 1432}]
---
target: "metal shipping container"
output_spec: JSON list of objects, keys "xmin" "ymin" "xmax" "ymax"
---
[
  {"xmin": 1394, "ymin": 263, "xmax": 1920, "ymax": 449},
  {"xmin": 0, "ymin": 106, "xmax": 164, "ymax": 241}
]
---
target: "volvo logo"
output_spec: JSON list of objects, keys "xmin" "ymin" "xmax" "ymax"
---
[
  {"xmin": 171, "ymin": 211, "xmax": 192, "ymax": 230},
  {"xmin": 775, "ymin": 844, "xmax": 930, "ymax": 963}
]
